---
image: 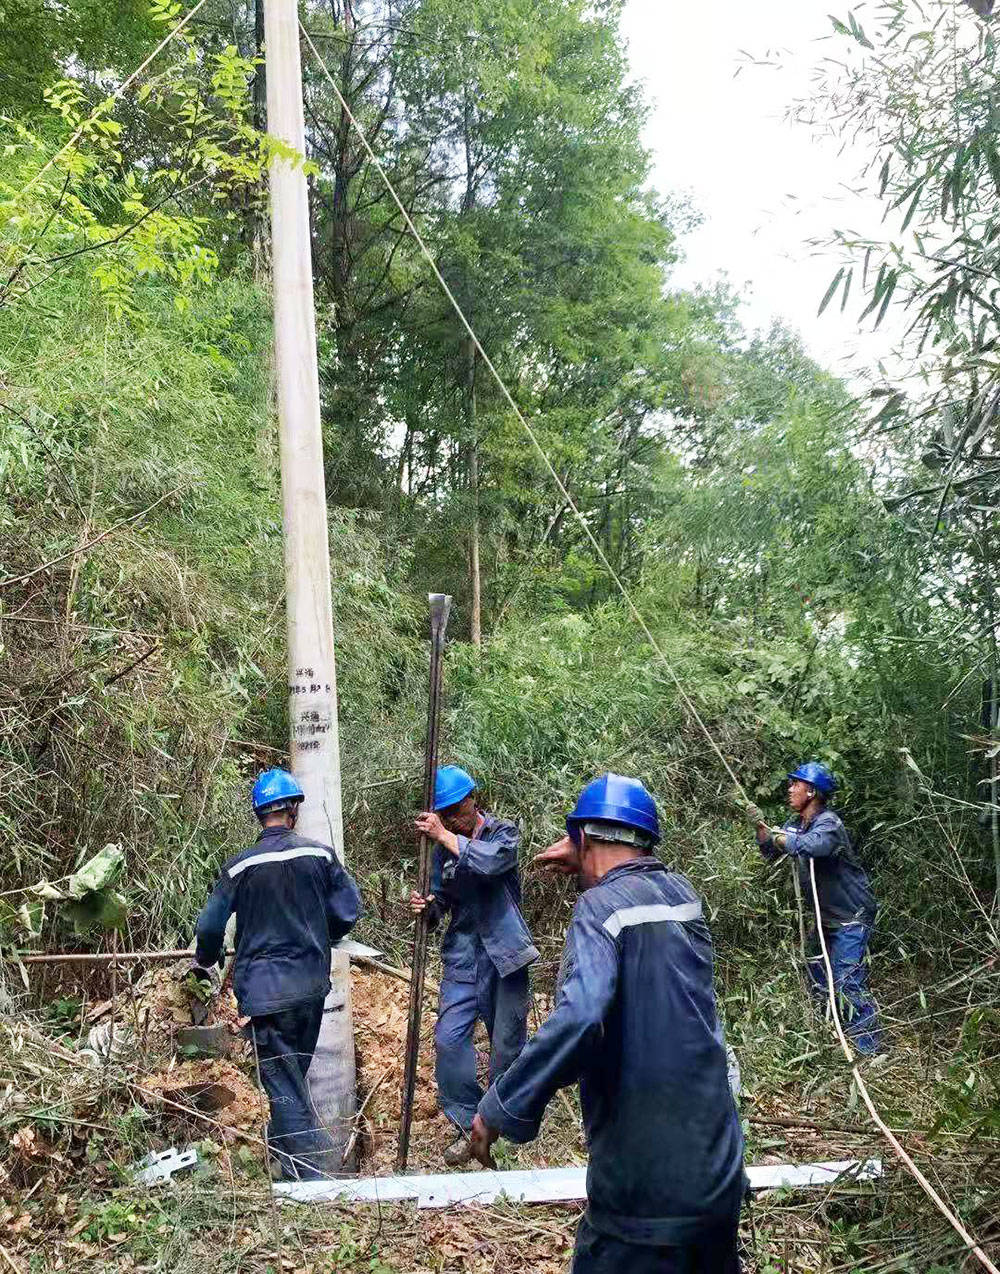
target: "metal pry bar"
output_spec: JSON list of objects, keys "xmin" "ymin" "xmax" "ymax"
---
[{"xmin": 397, "ymin": 593, "xmax": 452, "ymax": 1170}]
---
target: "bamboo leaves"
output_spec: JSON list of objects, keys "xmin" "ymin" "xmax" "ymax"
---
[{"xmin": 808, "ymin": 1, "xmax": 1000, "ymax": 534}]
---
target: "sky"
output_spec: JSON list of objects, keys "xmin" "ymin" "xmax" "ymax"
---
[{"xmin": 620, "ymin": 0, "xmax": 900, "ymax": 379}]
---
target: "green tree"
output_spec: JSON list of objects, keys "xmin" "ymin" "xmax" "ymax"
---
[
  {"xmin": 801, "ymin": 1, "xmax": 1000, "ymax": 895},
  {"xmin": 374, "ymin": 0, "xmax": 680, "ymax": 630}
]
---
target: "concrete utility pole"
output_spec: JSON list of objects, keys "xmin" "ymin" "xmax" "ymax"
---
[{"xmin": 263, "ymin": 0, "xmax": 356, "ymax": 1168}]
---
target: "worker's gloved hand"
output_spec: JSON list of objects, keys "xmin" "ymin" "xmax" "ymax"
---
[
  {"xmin": 469, "ymin": 1113, "xmax": 499, "ymax": 1169},
  {"xmin": 745, "ymin": 802, "xmax": 766, "ymax": 828},
  {"xmin": 532, "ymin": 835, "xmax": 580, "ymax": 876},
  {"xmin": 184, "ymin": 963, "xmax": 219, "ymax": 1002},
  {"xmin": 409, "ymin": 891, "xmax": 436, "ymax": 915},
  {"xmin": 771, "ymin": 831, "xmax": 788, "ymax": 851}
]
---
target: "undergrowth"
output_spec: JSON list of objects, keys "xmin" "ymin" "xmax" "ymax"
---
[{"xmin": 0, "ymin": 263, "xmax": 997, "ymax": 1274}]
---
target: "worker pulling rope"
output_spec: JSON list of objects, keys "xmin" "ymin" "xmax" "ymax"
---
[{"xmin": 300, "ymin": 28, "xmax": 999, "ymax": 1268}]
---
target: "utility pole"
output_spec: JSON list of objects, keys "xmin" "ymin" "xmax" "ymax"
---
[{"xmin": 263, "ymin": 0, "xmax": 356, "ymax": 1168}]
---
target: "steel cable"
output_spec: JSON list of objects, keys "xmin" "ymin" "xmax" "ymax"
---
[{"xmin": 297, "ymin": 30, "xmax": 999, "ymax": 1266}]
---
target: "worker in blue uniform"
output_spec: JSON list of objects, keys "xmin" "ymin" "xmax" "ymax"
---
[
  {"xmin": 192, "ymin": 768, "xmax": 362, "ymax": 1180},
  {"xmin": 410, "ymin": 765, "xmax": 538, "ymax": 1167},
  {"xmin": 750, "ymin": 761, "xmax": 881, "ymax": 1055},
  {"xmin": 470, "ymin": 774, "xmax": 745, "ymax": 1273}
]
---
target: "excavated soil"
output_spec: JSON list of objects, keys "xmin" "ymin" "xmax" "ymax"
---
[
  {"xmin": 132, "ymin": 960, "xmax": 243, "ymax": 1033},
  {"xmin": 139, "ymin": 1058, "xmax": 263, "ymax": 1135},
  {"xmin": 351, "ymin": 964, "xmax": 455, "ymax": 1172},
  {"xmin": 350, "ymin": 964, "xmax": 585, "ymax": 1174}
]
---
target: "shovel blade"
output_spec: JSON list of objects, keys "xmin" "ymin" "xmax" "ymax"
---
[{"xmin": 428, "ymin": 593, "xmax": 452, "ymax": 641}]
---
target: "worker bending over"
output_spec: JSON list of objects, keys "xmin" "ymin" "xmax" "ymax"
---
[
  {"xmin": 410, "ymin": 765, "xmax": 538, "ymax": 1167},
  {"xmin": 471, "ymin": 774, "xmax": 745, "ymax": 1273},
  {"xmin": 750, "ymin": 761, "xmax": 881, "ymax": 1056},
  {"xmin": 193, "ymin": 768, "xmax": 361, "ymax": 1179}
]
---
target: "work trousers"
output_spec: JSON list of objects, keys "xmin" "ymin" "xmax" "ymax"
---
[
  {"xmin": 807, "ymin": 922, "xmax": 881, "ymax": 1055},
  {"xmin": 571, "ymin": 1214, "xmax": 741, "ymax": 1273},
  {"xmin": 249, "ymin": 997, "xmax": 334, "ymax": 1180},
  {"xmin": 434, "ymin": 953, "xmax": 529, "ymax": 1130}
]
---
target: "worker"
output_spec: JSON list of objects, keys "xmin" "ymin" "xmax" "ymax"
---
[
  {"xmin": 410, "ymin": 764, "xmax": 538, "ymax": 1167},
  {"xmin": 192, "ymin": 768, "xmax": 361, "ymax": 1180},
  {"xmin": 749, "ymin": 761, "xmax": 881, "ymax": 1056},
  {"xmin": 470, "ymin": 774, "xmax": 746, "ymax": 1273}
]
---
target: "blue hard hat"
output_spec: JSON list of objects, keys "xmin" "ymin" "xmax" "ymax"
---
[
  {"xmin": 788, "ymin": 761, "xmax": 837, "ymax": 796},
  {"xmin": 433, "ymin": 765, "xmax": 476, "ymax": 812},
  {"xmin": 565, "ymin": 773, "xmax": 660, "ymax": 846},
  {"xmin": 252, "ymin": 768, "xmax": 305, "ymax": 814}
]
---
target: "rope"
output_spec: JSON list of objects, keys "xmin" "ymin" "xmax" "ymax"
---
[
  {"xmin": 23, "ymin": 0, "xmax": 210, "ymax": 195},
  {"xmin": 808, "ymin": 860, "xmax": 999, "ymax": 1273},
  {"xmin": 299, "ymin": 22, "xmax": 748, "ymax": 806},
  {"xmin": 300, "ymin": 33, "xmax": 998, "ymax": 1267}
]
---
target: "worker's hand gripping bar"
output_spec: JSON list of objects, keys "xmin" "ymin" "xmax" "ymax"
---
[{"xmin": 397, "ymin": 593, "xmax": 452, "ymax": 1170}]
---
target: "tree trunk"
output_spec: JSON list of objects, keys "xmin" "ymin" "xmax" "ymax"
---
[
  {"xmin": 461, "ymin": 85, "xmax": 482, "ymax": 647},
  {"xmin": 250, "ymin": 0, "xmax": 269, "ymax": 277},
  {"xmin": 467, "ymin": 343, "xmax": 481, "ymax": 647},
  {"xmin": 988, "ymin": 633, "xmax": 1000, "ymax": 902},
  {"xmin": 981, "ymin": 521, "xmax": 1000, "ymax": 902},
  {"xmin": 330, "ymin": 0, "xmax": 356, "ymax": 337}
]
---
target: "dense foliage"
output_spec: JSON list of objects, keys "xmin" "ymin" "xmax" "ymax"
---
[{"xmin": 0, "ymin": 1, "xmax": 997, "ymax": 1269}]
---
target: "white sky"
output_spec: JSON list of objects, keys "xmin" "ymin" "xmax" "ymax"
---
[{"xmin": 621, "ymin": 0, "xmax": 900, "ymax": 379}]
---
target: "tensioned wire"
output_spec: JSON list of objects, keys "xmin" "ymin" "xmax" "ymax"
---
[
  {"xmin": 300, "ymin": 26, "xmax": 1000, "ymax": 1268},
  {"xmin": 298, "ymin": 21, "xmax": 746, "ymax": 808},
  {"xmin": 22, "ymin": 0, "xmax": 211, "ymax": 195}
]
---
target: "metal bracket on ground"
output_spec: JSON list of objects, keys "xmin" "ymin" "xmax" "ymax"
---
[{"xmin": 132, "ymin": 1146, "xmax": 200, "ymax": 1186}]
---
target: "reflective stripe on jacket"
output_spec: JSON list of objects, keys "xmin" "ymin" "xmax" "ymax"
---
[
  {"xmin": 194, "ymin": 826, "xmax": 361, "ymax": 1016},
  {"xmin": 479, "ymin": 857, "xmax": 744, "ymax": 1246}
]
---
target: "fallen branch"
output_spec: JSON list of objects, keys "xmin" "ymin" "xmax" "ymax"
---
[
  {"xmin": 15, "ymin": 943, "xmax": 414, "ymax": 982},
  {"xmin": 353, "ymin": 953, "xmax": 438, "ymax": 993},
  {"xmin": 103, "ymin": 643, "xmax": 159, "ymax": 690},
  {"xmin": 0, "ymin": 1244, "xmax": 25, "ymax": 1274},
  {"xmin": 16, "ymin": 948, "xmax": 222, "ymax": 965}
]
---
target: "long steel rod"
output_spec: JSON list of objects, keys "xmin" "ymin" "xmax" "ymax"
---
[
  {"xmin": 17, "ymin": 949, "xmax": 226, "ymax": 965},
  {"xmin": 397, "ymin": 593, "xmax": 451, "ymax": 1170}
]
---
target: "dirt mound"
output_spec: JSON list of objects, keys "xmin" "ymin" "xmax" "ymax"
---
[
  {"xmin": 351, "ymin": 964, "xmax": 452, "ymax": 1172},
  {"xmin": 132, "ymin": 961, "xmax": 242, "ymax": 1032},
  {"xmin": 139, "ymin": 1057, "xmax": 262, "ymax": 1135}
]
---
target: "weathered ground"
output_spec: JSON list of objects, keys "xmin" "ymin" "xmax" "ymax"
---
[{"xmin": 1, "ymin": 959, "xmax": 997, "ymax": 1273}]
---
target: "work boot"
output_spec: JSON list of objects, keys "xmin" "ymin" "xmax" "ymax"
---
[{"xmin": 443, "ymin": 1133, "xmax": 473, "ymax": 1168}]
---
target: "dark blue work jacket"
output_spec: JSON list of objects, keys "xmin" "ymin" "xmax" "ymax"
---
[
  {"xmin": 761, "ymin": 809, "xmax": 876, "ymax": 928},
  {"xmin": 428, "ymin": 812, "xmax": 538, "ymax": 982},
  {"xmin": 194, "ymin": 826, "xmax": 362, "ymax": 1017},
  {"xmin": 479, "ymin": 857, "xmax": 744, "ymax": 1246}
]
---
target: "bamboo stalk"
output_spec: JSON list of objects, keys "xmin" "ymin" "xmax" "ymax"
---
[{"xmin": 16, "ymin": 949, "xmax": 224, "ymax": 965}]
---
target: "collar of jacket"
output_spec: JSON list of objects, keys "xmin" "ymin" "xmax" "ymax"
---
[
  {"xmin": 789, "ymin": 808, "xmax": 833, "ymax": 832},
  {"xmin": 464, "ymin": 810, "xmax": 494, "ymax": 837},
  {"xmin": 594, "ymin": 855, "xmax": 666, "ymax": 887},
  {"xmin": 255, "ymin": 824, "xmax": 291, "ymax": 842}
]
